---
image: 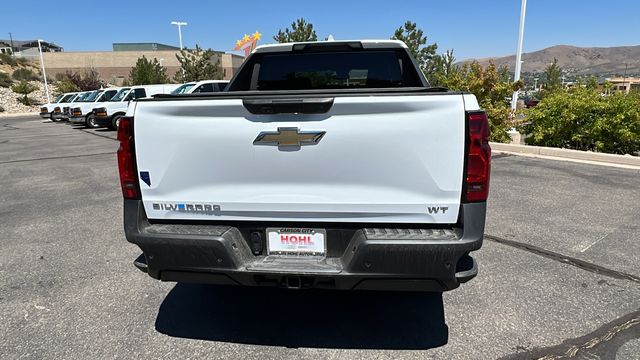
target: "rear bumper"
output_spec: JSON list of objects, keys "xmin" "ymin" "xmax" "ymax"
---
[{"xmin": 124, "ymin": 200, "xmax": 486, "ymax": 291}]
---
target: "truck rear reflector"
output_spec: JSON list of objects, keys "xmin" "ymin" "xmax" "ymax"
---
[
  {"xmin": 464, "ymin": 111, "xmax": 491, "ymax": 202},
  {"xmin": 117, "ymin": 117, "xmax": 140, "ymax": 199}
]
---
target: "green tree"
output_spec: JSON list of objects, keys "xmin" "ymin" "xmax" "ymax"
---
[
  {"xmin": 543, "ymin": 58, "xmax": 562, "ymax": 93},
  {"xmin": 174, "ymin": 45, "xmax": 224, "ymax": 82},
  {"xmin": 129, "ymin": 56, "xmax": 168, "ymax": 85},
  {"xmin": 439, "ymin": 62, "xmax": 523, "ymax": 142},
  {"xmin": 11, "ymin": 80, "xmax": 38, "ymax": 105},
  {"xmin": 391, "ymin": 21, "xmax": 438, "ymax": 80},
  {"xmin": 428, "ymin": 49, "xmax": 459, "ymax": 87},
  {"xmin": 274, "ymin": 18, "xmax": 318, "ymax": 43},
  {"xmin": 498, "ymin": 65, "xmax": 511, "ymax": 83},
  {"xmin": 586, "ymin": 76, "xmax": 598, "ymax": 90}
]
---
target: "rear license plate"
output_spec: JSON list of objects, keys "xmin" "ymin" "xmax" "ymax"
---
[{"xmin": 266, "ymin": 228, "xmax": 326, "ymax": 256}]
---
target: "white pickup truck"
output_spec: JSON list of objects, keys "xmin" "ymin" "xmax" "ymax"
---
[
  {"xmin": 171, "ymin": 80, "xmax": 230, "ymax": 94},
  {"xmin": 120, "ymin": 40, "xmax": 490, "ymax": 291}
]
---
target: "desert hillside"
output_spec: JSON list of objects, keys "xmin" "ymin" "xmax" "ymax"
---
[{"xmin": 461, "ymin": 45, "xmax": 640, "ymax": 76}]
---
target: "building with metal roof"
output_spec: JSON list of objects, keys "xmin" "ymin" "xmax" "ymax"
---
[{"xmin": 112, "ymin": 43, "xmax": 180, "ymax": 51}]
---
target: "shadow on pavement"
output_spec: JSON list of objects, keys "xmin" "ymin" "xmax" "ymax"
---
[{"xmin": 155, "ymin": 283, "xmax": 448, "ymax": 350}]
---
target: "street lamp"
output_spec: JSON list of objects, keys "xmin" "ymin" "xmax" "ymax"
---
[
  {"xmin": 37, "ymin": 39, "xmax": 50, "ymax": 103},
  {"xmin": 170, "ymin": 21, "xmax": 188, "ymax": 50},
  {"xmin": 511, "ymin": 0, "xmax": 527, "ymax": 111}
]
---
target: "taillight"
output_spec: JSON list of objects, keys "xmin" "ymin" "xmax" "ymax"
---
[
  {"xmin": 54, "ymin": 107, "xmax": 60, "ymax": 112},
  {"xmin": 117, "ymin": 116, "xmax": 140, "ymax": 199},
  {"xmin": 73, "ymin": 109, "xmax": 82, "ymax": 116},
  {"xmin": 464, "ymin": 111, "xmax": 491, "ymax": 202}
]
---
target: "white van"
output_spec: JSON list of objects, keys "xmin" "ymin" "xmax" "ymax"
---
[
  {"xmin": 40, "ymin": 92, "xmax": 76, "ymax": 119},
  {"xmin": 93, "ymin": 84, "xmax": 180, "ymax": 129},
  {"xmin": 52, "ymin": 91, "xmax": 92, "ymax": 122},
  {"xmin": 68, "ymin": 88, "xmax": 121, "ymax": 127}
]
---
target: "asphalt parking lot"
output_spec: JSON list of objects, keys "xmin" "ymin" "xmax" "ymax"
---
[{"xmin": 1, "ymin": 115, "xmax": 638, "ymax": 360}]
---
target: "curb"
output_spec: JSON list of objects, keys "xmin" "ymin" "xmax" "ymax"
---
[
  {"xmin": 490, "ymin": 142, "xmax": 640, "ymax": 168},
  {"xmin": 0, "ymin": 112, "xmax": 39, "ymax": 118}
]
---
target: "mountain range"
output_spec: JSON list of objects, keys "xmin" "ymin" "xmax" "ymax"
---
[{"xmin": 461, "ymin": 45, "xmax": 640, "ymax": 76}]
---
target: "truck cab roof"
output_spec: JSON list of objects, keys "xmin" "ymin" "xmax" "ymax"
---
[{"xmin": 253, "ymin": 40, "xmax": 408, "ymax": 54}]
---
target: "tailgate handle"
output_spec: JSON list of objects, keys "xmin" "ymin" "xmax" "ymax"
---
[{"xmin": 243, "ymin": 98, "xmax": 334, "ymax": 115}]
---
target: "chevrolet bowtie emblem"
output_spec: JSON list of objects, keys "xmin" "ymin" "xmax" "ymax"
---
[{"xmin": 253, "ymin": 127, "xmax": 326, "ymax": 147}]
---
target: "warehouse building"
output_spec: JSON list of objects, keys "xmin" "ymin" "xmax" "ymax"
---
[{"xmin": 38, "ymin": 42, "xmax": 243, "ymax": 85}]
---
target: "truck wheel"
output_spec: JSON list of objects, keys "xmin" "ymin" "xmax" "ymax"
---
[
  {"xmin": 86, "ymin": 114, "xmax": 99, "ymax": 128},
  {"xmin": 110, "ymin": 115, "xmax": 122, "ymax": 131}
]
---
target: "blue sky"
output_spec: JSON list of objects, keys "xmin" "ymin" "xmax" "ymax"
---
[{"xmin": 2, "ymin": 0, "xmax": 639, "ymax": 60}]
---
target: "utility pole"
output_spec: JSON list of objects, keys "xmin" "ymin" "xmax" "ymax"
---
[
  {"xmin": 8, "ymin": 32, "xmax": 15, "ymax": 57},
  {"xmin": 171, "ymin": 21, "xmax": 188, "ymax": 50},
  {"xmin": 37, "ymin": 40, "xmax": 50, "ymax": 103},
  {"xmin": 623, "ymin": 63, "xmax": 628, "ymax": 93},
  {"xmin": 511, "ymin": 0, "xmax": 527, "ymax": 111}
]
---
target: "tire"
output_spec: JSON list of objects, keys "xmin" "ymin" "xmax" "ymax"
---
[
  {"xmin": 110, "ymin": 115, "xmax": 122, "ymax": 131},
  {"xmin": 86, "ymin": 114, "xmax": 99, "ymax": 128}
]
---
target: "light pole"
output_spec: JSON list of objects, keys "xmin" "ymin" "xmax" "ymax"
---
[
  {"xmin": 37, "ymin": 39, "xmax": 50, "ymax": 103},
  {"xmin": 511, "ymin": 0, "xmax": 527, "ymax": 111},
  {"xmin": 170, "ymin": 21, "xmax": 188, "ymax": 49}
]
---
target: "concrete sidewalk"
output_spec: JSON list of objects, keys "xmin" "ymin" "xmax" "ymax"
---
[{"xmin": 491, "ymin": 142, "xmax": 640, "ymax": 169}]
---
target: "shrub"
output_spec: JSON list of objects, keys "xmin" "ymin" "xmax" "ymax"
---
[
  {"xmin": 55, "ymin": 79, "xmax": 80, "ymax": 94},
  {"xmin": 12, "ymin": 68, "xmax": 39, "ymax": 81},
  {"xmin": 0, "ymin": 72, "xmax": 12, "ymax": 87},
  {"xmin": 11, "ymin": 81, "xmax": 38, "ymax": 106},
  {"xmin": 0, "ymin": 53, "xmax": 17, "ymax": 66},
  {"xmin": 18, "ymin": 96, "xmax": 39, "ymax": 106},
  {"xmin": 58, "ymin": 69, "xmax": 101, "ymax": 91},
  {"xmin": 522, "ymin": 88, "xmax": 640, "ymax": 155}
]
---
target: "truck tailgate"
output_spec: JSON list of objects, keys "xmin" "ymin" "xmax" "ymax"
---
[{"xmin": 134, "ymin": 94, "xmax": 466, "ymax": 223}]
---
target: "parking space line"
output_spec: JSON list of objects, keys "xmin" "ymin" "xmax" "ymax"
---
[
  {"xmin": 485, "ymin": 234, "xmax": 640, "ymax": 284},
  {"xmin": 79, "ymin": 129, "xmax": 117, "ymax": 142},
  {"xmin": 0, "ymin": 152, "xmax": 115, "ymax": 165}
]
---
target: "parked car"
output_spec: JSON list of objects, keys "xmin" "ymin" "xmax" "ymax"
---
[
  {"xmin": 171, "ymin": 80, "xmax": 229, "ymax": 94},
  {"xmin": 52, "ymin": 91, "xmax": 92, "ymax": 122},
  {"xmin": 40, "ymin": 93, "xmax": 76, "ymax": 120},
  {"xmin": 93, "ymin": 84, "xmax": 180, "ymax": 130},
  {"xmin": 120, "ymin": 40, "xmax": 490, "ymax": 292},
  {"xmin": 68, "ymin": 88, "xmax": 120, "ymax": 128}
]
